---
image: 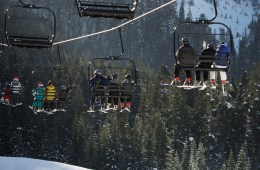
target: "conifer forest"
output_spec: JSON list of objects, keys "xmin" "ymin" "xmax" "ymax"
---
[{"xmin": 0, "ymin": 0, "xmax": 259, "ymax": 169}]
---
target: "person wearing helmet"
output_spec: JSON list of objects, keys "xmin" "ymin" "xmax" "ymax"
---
[
  {"xmin": 94, "ymin": 70, "xmax": 101, "ymax": 76},
  {"xmin": 194, "ymin": 42, "xmax": 216, "ymax": 86},
  {"xmin": 171, "ymin": 37, "xmax": 196, "ymax": 85},
  {"xmin": 89, "ymin": 70, "xmax": 110, "ymax": 109},
  {"xmin": 210, "ymin": 41, "xmax": 232, "ymax": 89},
  {"xmin": 10, "ymin": 76, "xmax": 23, "ymax": 105},
  {"xmin": 209, "ymin": 41, "xmax": 233, "ymax": 96},
  {"xmin": 120, "ymin": 74, "xmax": 134, "ymax": 111},
  {"xmin": 89, "ymin": 70, "xmax": 109, "ymax": 88},
  {"xmin": 32, "ymin": 82, "xmax": 45, "ymax": 111}
]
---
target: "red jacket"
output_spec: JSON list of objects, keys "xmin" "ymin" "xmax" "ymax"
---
[{"xmin": 3, "ymin": 88, "xmax": 11, "ymax": 100}]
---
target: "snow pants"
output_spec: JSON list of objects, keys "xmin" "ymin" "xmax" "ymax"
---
[{"xmin": 210, "ymin": 65, "xmax": 227, "ymax": 81}]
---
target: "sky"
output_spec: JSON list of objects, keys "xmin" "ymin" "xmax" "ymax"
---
[{"xmin": 0, "ymin": 157, "xmax": 91, "ymax": 170}]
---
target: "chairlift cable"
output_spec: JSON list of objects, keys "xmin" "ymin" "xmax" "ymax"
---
[
  {"xmin": 53, "ymin": 0, "xmax": 176, "ymax": 46},
  {"xmin": 19, "ymin": 0, "xmax": 27, "ymax": 6}
]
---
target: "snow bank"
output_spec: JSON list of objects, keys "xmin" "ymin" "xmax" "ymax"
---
[{"xmin": 0, "ymin": 157, "xmax": 91, "ymax": 170}]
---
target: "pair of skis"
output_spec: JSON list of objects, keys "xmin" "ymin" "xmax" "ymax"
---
[
  {"xmin": 0, "ymin": 102, "xmax": 23, "ymax": 107},
  {"xmin": 87, "ymin": 103, "xmax": 131, "ymax": 113},
  {"xmin": 87, "ymin": 107, "xmax": 131, "ymax": 113},
  {"xmin": 160, "ymin": 83, "xmax": 229, "ymax": 95},
  {"xmin": 28, "ymin": 106, "xmax": 66, "ymax": 114},
  {"xmin": 160, "ymin": 83, "xmax": 209, "ymax": 90}
]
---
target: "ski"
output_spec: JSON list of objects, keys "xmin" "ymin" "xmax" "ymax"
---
[
  {"xmin": 120, "ymin": 108, "xmax": 131, "ymax": 112},
  {"xmin": 199, "ymin": 85, "xmax": 208, "ymax": 91},
  {"xmin": 182, "ymin": 85, "xmax": 203, "ymax": 90},
  {"xmin": 87, "ymin": 109, "xmax": 96, "ymax": 113}
]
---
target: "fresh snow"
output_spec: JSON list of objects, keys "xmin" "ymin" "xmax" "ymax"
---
[
  {"xmin": 0, "ymin": 157, "xmax": 91, "ymax": 170},
  {"xmin": 226, "ymin": 101, "xmax": 233, "ymax": 109}
]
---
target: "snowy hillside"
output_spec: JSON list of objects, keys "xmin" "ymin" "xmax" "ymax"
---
[
  {"xmin": 178, "ymin": 0, "xmax": 259, "ymax": 52},
  {"xmin": 0, "ymin": 157, "xmax": 90, "ymax": 170}
]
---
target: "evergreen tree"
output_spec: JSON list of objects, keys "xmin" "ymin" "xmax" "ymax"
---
[
  {"xmin": 178, "ymin": 0, "xmax": 185, "ymax": 22},
  {"xmin": 188, "ymin": 140, "xmax": 197, "ymax": 170},
  {"xmin": 196, "ymin": 141, "xmax": 206, "ymax": 169},
  {"xmin": 226, "ymin": 150, "xmax": 235, "ymax": 170},
  {"xmin": 188, "ymin": 0, "xmax": 195, "ymax": 7},
  {"xmin": 181, "ymin": 138, "xmax": 190, "ymax": 170},
  {"xmin": 165, "ymin": 146, "xmax": 176, "ymax": 170},
  {"xmin": 235, "ymin": 143, "xmax": 251, "ymax": 170},
  {"xmin": 172, "ymin": 153, "xmax": 182, "ymax": 170},
  {"xmin": 154, "ymin": 119, "xmax": 169, "ymax": 169}
]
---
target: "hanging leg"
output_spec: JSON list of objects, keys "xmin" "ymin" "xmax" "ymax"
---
[
  {"xmin": 220, "ymin": 71, "xmax": 228, "ymax": 96},
  {"xmin": 210, "ymin": 71, "xmax": 216, "ymax": 86}
]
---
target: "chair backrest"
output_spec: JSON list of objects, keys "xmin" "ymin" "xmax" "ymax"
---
[{"xmin": 179, "ymin": 54, "xmax": 196, "ymax": 67}]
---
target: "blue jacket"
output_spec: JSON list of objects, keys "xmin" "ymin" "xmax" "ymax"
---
[
  {"xmin": 215, "ymin": 45, "xmax": 232, "ymax": 66},
  {"xmin": 89, "ymin": 75, "xmax": 109, "ymax": 88}
]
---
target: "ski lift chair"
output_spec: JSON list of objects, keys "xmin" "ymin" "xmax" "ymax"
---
[
  {"xmin": 30, "ymin": 66, "xmax": 73, "ymax": 112},
  {"xmin": 5, "ymin": 3, "xmax": 56, "ymax": 48},
  {"xmin": 88, "ymin": 56, "xmax": 137, "ymax": 111},
  {"xmin": 87, "ymin": 28, "xmax": 137, "ymax": 111},
  {"xmin": 173, "ymin": 0, "xmax": 234, "ymax": 72},
  {"xmin": 75, "ymin": 0, "xmax": 138, "ymax": 19},
  {"xmin": 173, "ymin": 20, "xmax": 234, "ymax": 72}
]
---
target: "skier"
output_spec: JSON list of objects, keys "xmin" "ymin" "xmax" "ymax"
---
[
  {"xmin": 108, "ymin": 73, "xmax": 120, "ymax": 109},
  {"xmin": 120, "ymin": 74, "xmax": 134, "ymax": 111},
  {"xmin": 45, "ymin": 80, "xmax": 57, "ymax": 110},
  {"xmin": 195, "ymin": 43, "xmax": 216, "ymax": 86},
  {"xmin": 10, "ymin": 77, "xmax": 23, "ymax": 105},
  {"xmin": 210, "ymin": 42, "xmax": 232, "ymax": 95},
  {"xmin": 88, "ymin": 70, "xmax": 110, "ymax": 110},
  {"xmin": 89, "ymin": 70, "xmax": 109, "ymax": 88},
  {"xmin": 32, "ymin": 82, "xmax": 45, "ymax": 111},
  {"xmin": 171, "ymin": 37, "xmax": 196, "ymax": 85}
]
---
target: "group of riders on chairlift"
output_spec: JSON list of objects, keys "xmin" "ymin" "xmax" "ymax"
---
[
  {"xmin": 0, "ymin": 77, "xmax": 71, "ymax": 112},
  {"xmin": 167, "ymin": 37, "xmax": 232, "ymax": 95},
  {"xmin": 89, "ymin": 70, "xmax": 134, "ymax": 112},
  {"xmin": 31, "ymin": 80, "xmax": 71, "ymax": 112}
]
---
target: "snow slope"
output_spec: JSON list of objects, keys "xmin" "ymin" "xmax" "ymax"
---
[
  {"xmin": 178, "ymin": 0, "xmax": 259, "ymax": 52},
  {"xmin": 0, "ymin": 157, "xmax": 91, "ymax": 170}
]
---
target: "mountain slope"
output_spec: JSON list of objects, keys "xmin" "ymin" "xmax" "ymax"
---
[{"xmin": 178, "ymin": 0, "xmax": 259, "ymax": 51}]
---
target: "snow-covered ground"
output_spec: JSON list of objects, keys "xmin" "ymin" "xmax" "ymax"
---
[{"xmin": 0, "ymin": 157, "xmax": 91, "ymax": 170}]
